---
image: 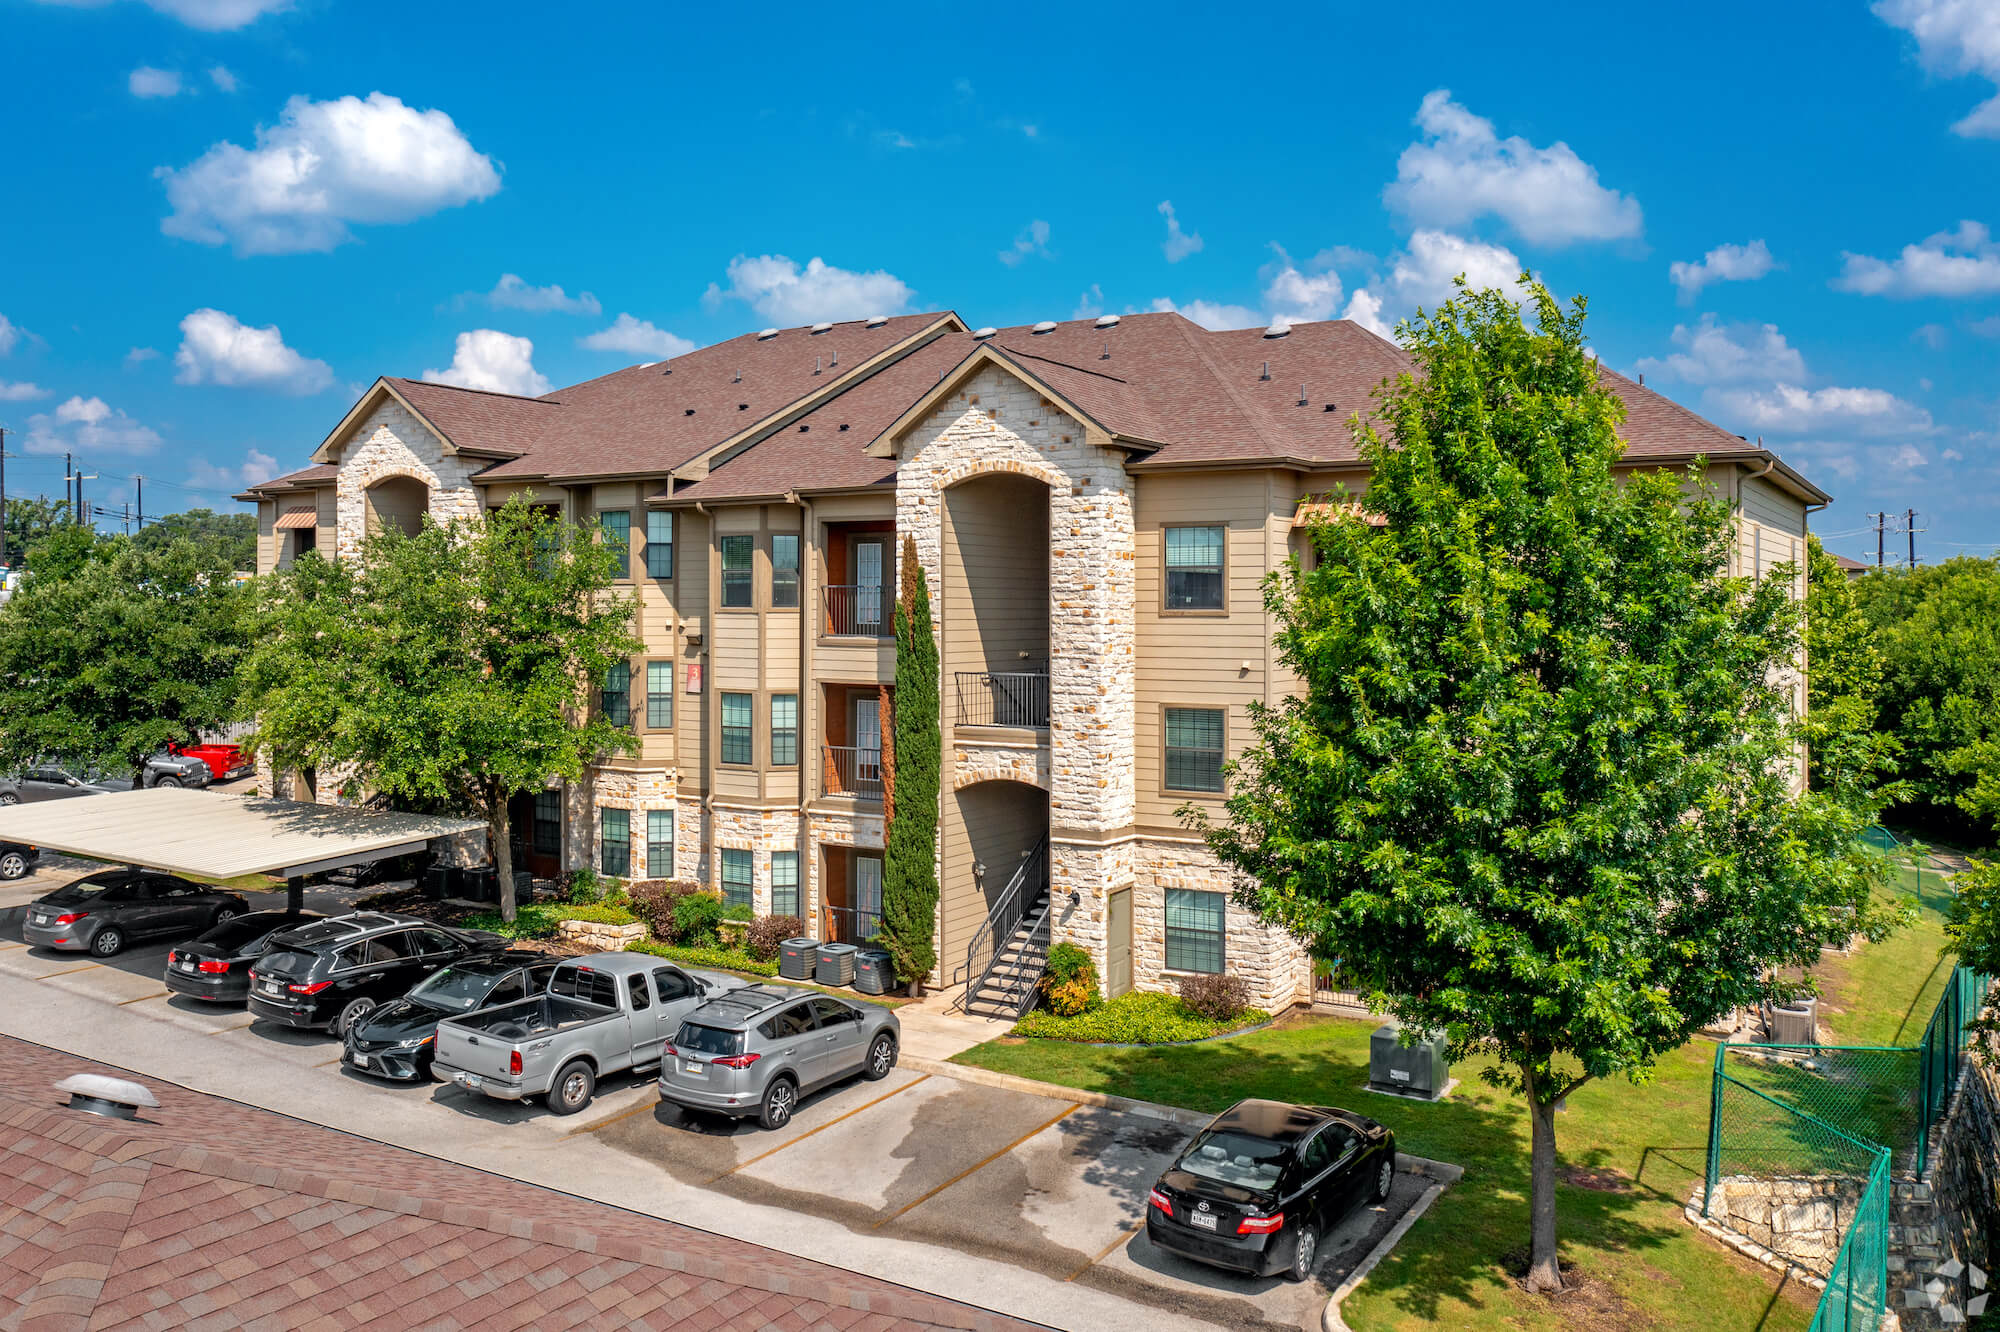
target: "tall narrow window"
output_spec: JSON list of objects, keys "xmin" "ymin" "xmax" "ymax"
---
[
  {"xmin": 1164, "ymin": 525, "xmax": 1225, "ymax": 610},
  {"xmin": 599, "ymin": 511, "xmax": 631, "ymax": 580},
  {"xmin": 721, "ymin": 692, "xmax": 753, "ymax": 764},
  {"xmin": 601, "ymin": 663, "xmax": 631, "ymax": 727},
  {"xmin": 644, "ymin": 510, "xmax": 674, "ymax": 579},
  {"xmin": 1164, "ymin": 888, "xmax": 1224, "ymax": 973},
  {"xmin": 532, "ymin": 790, "xmax": 562, "ymax": 856},
  {"xmin": 1164, "ymin": 707, "xmax": 1225, "ymax": 792},
  {"xmin": 646, "ymin": 809, "xmax": 674, "ymax": 878},
  {"xmin": 771, "ymin": 534, "xmax": 800, "ymax": 608},
  {"xmin": 721, "ymin": 848, "xmax": 753, "ymax": 911},
  {"xmin": 771, "ymin": 850, "xmax": 800, "ymax": 917},
  {"xmin": 855, "ymin": 855, "xmax": 883, "ymax": 939},
  {"xmin": 720, "ymin": 535, "xmax": 754, "ymax": 608},
  {"xmin": 646, "ymin": 661, "xmax": 674, "ymax": 729},
  {"xmin": 600, "ymin": 809, "xmax": 631, "ymax": 878},
  {"xmin": 770, "ymin": 693, "xmax": 798, "ymax": 766}
]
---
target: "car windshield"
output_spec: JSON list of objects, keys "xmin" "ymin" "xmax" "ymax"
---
[
  {"xmin": 408, "ymin": 967, "xmax": 505, "ymax": 1012},
  {"xmin": 1177, "ymin": 1130, "xmax": 1290, "ymax": 1191},
  {"xmin": 675, "ymin": 1022, "xmax": 745, "ymax": 1057}
]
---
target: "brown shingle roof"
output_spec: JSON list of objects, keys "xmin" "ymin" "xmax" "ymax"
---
[{"xmin": 237, "ymin": 464, "xmax": 336, "ymax": 501}]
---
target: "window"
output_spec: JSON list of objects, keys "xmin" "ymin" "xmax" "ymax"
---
[
  {"xmin": 408, "ymin": 928, "xmax": 456, "ymax": 955},
  {"xmin": 1165, "ymin": 525, "xmax": 1225, "ymax": 610},
  {"xmin": 600, "ymin": 808, "xmax": 630, "ymax": 877},
  {"xmin": 1164, "ymin": 888, "xmax": 1225, "ymax": 973},
  {"xmin": 644, "ymin": 510, "xmax": 673, "ymax": 579},
  {"xmin": 646, "ymin": 809, "xmax": 674, "ymax": 878},
  {"xmin": 550, "ymin": 964, "xmax": 619, "ymax": 1006},
  {"xmin": 487, "ymin": 974, "xmax": 526, "ymax": 1007},
  {"xmin": 770, "ymin": 693, "xmax": 798, "ymax": 766},
  {"xmin": 599, "ymin": 510, "xmax": 631, "ymax": 579},
  {"xmin": 601, "ymin": 663, "xmax": 631, "ymax": 727},
  {"xmin": 651, "ymin": 967, "xmax": 693, "ymax": 1001},
  {"xmin": 721, "ymin": 848, "xmax": 753, "ymax": 911},
  {"xmin": 293, "ymin": 526, "xmax": 317, "ymax": 559},
  {"xmin": 646, "ymin": 661, "xmax": 674, "ymax": 729},
  {"xmin": 1164, "ymin": 707, "xmax": 1226, "ymax": 793},
  {"xmin": 626, "ymin": 973, "xmax": 651, "ymax": 1010},
  {"xmin": 771, "ymin": 850, "xmax": 799, "ymax": 917},
  {"xmin": 720, "ymin": 535, "xmax": 754, "ymax": 608},
  {"xmin": 532, "ymin": 790, "xmax": 561, "ymax": 855},
  {"xmin": 721, "ymin": 693, "xmax": 753, "ymax": 764},
  {"xmin": 771, "ymin": 534, "xmax": 800, "ymax": 608},
  {"xmin": 760, "ymin": 1002, "xmax": 818, "ymax": 1040},
  {"xmin": 810, "ymin": 996, "xmax": 858, "ymax": 1026}
]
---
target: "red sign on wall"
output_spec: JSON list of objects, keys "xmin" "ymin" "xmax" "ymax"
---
[{"xmin": 684, "ymin": 663, "xmax": 703, "ymax": 694}]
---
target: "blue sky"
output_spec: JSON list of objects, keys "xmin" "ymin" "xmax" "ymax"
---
[{"xmin": 2, "ymin": 0, "xmax": 1996, "ymax": 564}]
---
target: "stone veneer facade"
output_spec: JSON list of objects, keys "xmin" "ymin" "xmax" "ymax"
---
[{"xmin": 332, "ymin": 400, "xmax": 484, "ymax": 562}]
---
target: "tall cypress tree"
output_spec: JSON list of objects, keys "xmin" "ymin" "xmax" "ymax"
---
[{"xmin": 881, "ymin": 535, "xmax": 940, "ymax": 993}]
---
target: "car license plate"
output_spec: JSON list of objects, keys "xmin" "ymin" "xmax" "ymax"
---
[
  {"xmin": 350, "ymin": 1052, "xmax": 369, "ymax": 1069},
  {"xmin": 1190, "ymin": 1212, "xmax": 1218, "ymax": 1231},
  {"xmin": 31, "ymin": 913, "xmax": 48, "ymax": 926},
  {"xmin": 260, "ymin": 980, "xmax": 283, "ymax": 996},
  {"xmin": 683, "ymin": 1061, "xmax": 704, "ymax": 1077},
  {"xmin": 180, "ymin": 960, "xmax": 196, "ymax": 973}
]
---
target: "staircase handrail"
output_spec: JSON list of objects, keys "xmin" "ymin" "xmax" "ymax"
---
[{"xmin": 961, "ymin": 834, "xmax": 1049, "ymax": 998}]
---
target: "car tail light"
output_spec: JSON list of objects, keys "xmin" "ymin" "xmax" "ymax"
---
[
  {"xmin": 53, "ymin": 913, "xmax": 85, "ymax": 926},
  {"xmin": 661, "ymin": 1043, "xmax": 678, "ymax": 1058},
  {"xmin": 198, "ymin": 959, "xmax": 230, "ymax": 974},
  {"xmin": 1236, "ymin": 1212, "xmax": 1285, "ymax": 1235},
  {"xmin": 1147, "ymin": 1188, "xmax": 1172, "ymax": 1217},
  {"xmin": 509, "ymin": 1050, "xmax": 523, "ymax": 1076},
  {"xmin": 287, "ymin": 980, "xmax": 331, "ymax": 995},
  {"xmin": 712, "ymin": 1053, "xmax": 761, "ymax": 1069}
]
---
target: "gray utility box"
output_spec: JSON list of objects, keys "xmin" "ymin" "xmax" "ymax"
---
[
  {"xmin": 779, "ymin": 938, "xmax": 820, "ymax": 982},
  {"xmin": 815, "ymin": 942, "xmax": 859, "ymax": 987},
  {"xmin": 1766, "ymin": 998, "xmax": 1819, "ymax": 1046},
  {"xmin": 853, "ymin": 949, "xmax": 896, "ymax": 996},
  {"xmin": 1369, "ymin": 1024, "xmax": 1449, "ymax": 1098}
]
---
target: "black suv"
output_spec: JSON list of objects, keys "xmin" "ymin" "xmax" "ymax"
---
[
  {"xmin": 344, "ymin": 950, "xmax": 559, "ymax": 1083},
  {"xmin": 247, "ymin": 912, "xmax": 506, "ymax": 1036}
]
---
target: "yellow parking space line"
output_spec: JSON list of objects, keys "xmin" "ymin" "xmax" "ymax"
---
[
  {"xmin": 36, "ymin": 964, "xmax": 98, "ymax": 979},
  {"xmin": 1065, "ymin": 1220, "xmax": 1144, "ymax": 1281},
  {"xmin": 709, "ymin": 1074, "xmax": 932, "ymax": 1181},
  {"xmin": 0, "ymin": 943, "xmax": 28, "ymax": 952},
  {"xmin": 207, "ymin": 1019, "xmax": 257, "ymax": 1035},
  {"xmin": 871, "ymin": 1103, "xmax": 1079, "ymax": 1230},
  {"xmin": 564, "ymin": 1095, "xmax": 668, "ymax": 1139},
  {"xmin": 117, "ymin": 991, "xmax": 171, "ymax": 1006}
]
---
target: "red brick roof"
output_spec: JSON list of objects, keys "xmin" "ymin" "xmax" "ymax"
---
[{"xmin": 0, "ymin": 1037, "xmax": 1038, "ymax": 1332}]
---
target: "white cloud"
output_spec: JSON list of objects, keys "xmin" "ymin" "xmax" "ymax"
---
[
  {"xmin": 23, "ymin": 396, "xmax": 162, "ymax": 456},
  {"xmin": 1873, "ymin": 0, "xmax": 2000, "ymax": 136},
  {"xmin": 1158, "ymin": 201, "xmax": 1203, "ymax": 262},
  {"xmin": 999, "ymin": 219, "xmax": 1051, "ymax": 267},
  {"xmin": 1340, "ymin": 229, "xmax": 1529, "ymax": 337},
  {"xmin": 188, "ymin": 448, "xmax": 280, "ymax": 491},
  {"xmin": 702, "ymin": 254, "xmax": 914, "ymax": 325},
  {"xmin": 1384, "ymin": 90, "xmax": 1642, "ymax": 246},
  {"xmin": 0, "ymin": 381, "xmax": 47, "ymax": 401},
  {"xmin": 1636, "ymin": 316, "xmax": 1807, "ymax": 387},
  {"xmin": 480, "ymin": 273, "xmax": 600, "ymax": 316},
  {"xmin": 579, "ymin": 314, "xmax": 696, "ymax": 360},
  {"xmin": 1708, "ymin": 382, "xmax": 1934, "ymax": 437},
  {"xmin": 207, "ymin": 65, "xmax": 237, "ymax": 92},
  {"xmin": 1147, "ymin": 297, "xmax": 1261, "ymax": 331},
  {"xmin": 1262, "ymin": 253, "xmax": 1344, "ymax": 327},
  {"xmin": 1072, "ymin": 284, "xmax": 1105, "ymax": 319},
  {"xmin": 1669, "ymin": 239, "xmax": 1777, "ymax": 304},
  {"xmin": 32, "ymin": 0, "xmax": 288, "ymax": 29},
  {"xmin": 422, "ymin": 330, "xmax": 550, "ymax": 397},
  {"xmin": 1833, "ymin": 220, "xmax": 2000, "ymax": 297},
  {"xmin": 1914, "ymin": 322, "xmax": 1949, "ymax": 348},
  {"xmin": 0, "ymin": 314, "xmax": 18, "ymax": 356},
  {"xmin": 173, "ymin": 308, "xmax": 332, "ymax": 395},
  {"xmin": 129, "ymin": 66, "xmax": 182, "ymax": 98},
  {"xmin": 156, "ymin": 92, "xmax": 502, "ymax": 255},
  {"xmin": 125, "ymin": 346, "xmax": 160, "ymax": 366},
  {"xmin": 1969, "ymin": 314, "xmax": 2000, "ymax": 337}
]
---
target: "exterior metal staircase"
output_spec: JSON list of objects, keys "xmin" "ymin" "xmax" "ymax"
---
[{"xmin": 960, "ymin": 835, "xmax": 1050, "ymax": 1019}]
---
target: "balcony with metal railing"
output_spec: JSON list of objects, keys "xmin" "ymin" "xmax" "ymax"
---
[
  {"xmin": 822, "ymin": 585, "xmax": 895, "ymax": 639},
  {"xmin": 820, "ymin": 744, "xmax": 883, "ymax": 802},
  {"xmin": 954, "ymin": 669, "xmax": 1050, "ymax": 731}
]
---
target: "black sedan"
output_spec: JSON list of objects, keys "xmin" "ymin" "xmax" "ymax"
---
[
  {"xmin": 22, "ymin": 870, "xmax": 250, "ymax": 957},
  {"xmin": 165, "ymin": 910, "xmax": 325, "ymax": 1003},
  {"xmin": 344, "ymin": 950, "xmax": 559, "ymax": 1082},
  {"xmin": 1146, "ymin": 1099, "xmax": 1396, "ymax": 1283}
]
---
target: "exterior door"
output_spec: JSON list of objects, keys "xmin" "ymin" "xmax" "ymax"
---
[
  {"xmin": 809, "ymin": 997, "xmax": 866, "ymax": 1080},
  {"xmin": 853, "ymin": 698, "xmax": 882, "ymax": 791},
  {"xmin": 1106, "ymin": 887, "xmax": 1133, "ymax": 998},
  {"xmin": 854, "ymin": 855, "xmax": 883, "ymax": 940},
  {"xmin": 852, "ymin": 538, "xmax": 885, "ymax": 632},
  {"xmin": 154, "ymin": 881, "xmax": 210, "ymax": 932}
]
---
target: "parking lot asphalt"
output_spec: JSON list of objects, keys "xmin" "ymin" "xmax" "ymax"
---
[{"xmin": 0, "ymin": 859, "xmax": 1435, "ymax": 1331}]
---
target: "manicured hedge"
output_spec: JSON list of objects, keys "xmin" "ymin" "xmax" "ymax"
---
[
  {"xmin": 1012, "ymin": 991, "xmax": 1270, "ymax": 1044},
  {"xmin": 625, "ymin": 940, "xmax": 780, "ymax": 977},
  {"xmin": 463, "ymin": 903, "xmax": 637, "ymax": 940}
]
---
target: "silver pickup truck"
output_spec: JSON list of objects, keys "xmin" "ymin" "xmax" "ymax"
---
[{"xmin": 433, "ymin": 952, "xmax": 746, "ymax": 1115}]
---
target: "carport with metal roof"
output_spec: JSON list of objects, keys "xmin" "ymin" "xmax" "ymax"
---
[{"xmin": 0, "ymin": 788, "xmax": 485, "ymax": 910}]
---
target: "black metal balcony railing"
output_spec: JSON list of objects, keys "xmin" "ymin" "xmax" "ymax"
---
[
  {"xmin": 821, "ymin": 745, "xmax": 883, "ymax": 802},
  {"xmin": 823, "ymin": 585, "xmax": 894, "ymax": 638},
  {"xmin": 820, "ymin": 903, "xmax": 883, "ymax": 947},
  {"xmin": 954, "ymin": 670, "xmax": 1050, "ymax": 729}
]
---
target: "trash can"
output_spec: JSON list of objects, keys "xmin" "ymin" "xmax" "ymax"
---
[
  {"xmin": 779, "ymin": 938, "xmax": 820, "ymax": 982},
  {"xmin": 422, "ymin": 865, "xmax": 455, "ymax": 901},
  {"xmin": 512, "ymin": 869, "xmax": 534, "ymax": 902},
  {"xmin": 1368, "ymin": 1023, "xmax": 1448, "ymax": 1097},
  {"xmin": 853, "ymin": 949, "xmax": 896, "ymax": 995},
  {"xmin": 815, "ymin": 942, "xmax": 858, "ymax": 987}
]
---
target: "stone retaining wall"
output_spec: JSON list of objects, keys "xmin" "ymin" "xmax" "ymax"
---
[
  {"xmin": 1891, "ymin": 1053, "xmax": 1999, "ymax": 1329},
  {"xmin": 1699, "ymin": 1175, "xmax": 1862, "ymax": 1278},
  {"xmin": 554, "ymin": 918, "xmax": 648, "ymax": 950}
]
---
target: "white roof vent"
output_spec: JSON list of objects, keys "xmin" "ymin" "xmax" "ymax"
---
[
  {"xmin": 1094, "ymin": 314, "xmax": 1120, "ymax": 329},
  {"xmin": 57, "ymin": 1073, "xmax": 159, "ymax": 1121},
  {"xmin": 865, "ymin": 314, "xmax": 888, "ymax": 328},
  {"xmin": 972, "ymin": 326, "xmax": 997, "ymax": 340},
  {"xmin": 757, "ymin": 328, "xmax": 780, "ymax": 341},
  {"xmin": 1263, "ymin": 323, "xmax": 1291, "ymax": 339},
  {"xmin": 810, "ymin": 321, "xmax": 833, "ymax": 334},
  {"xmin": 1031, "ymin": 320, "xmax": 1058, "ymax": 334}
]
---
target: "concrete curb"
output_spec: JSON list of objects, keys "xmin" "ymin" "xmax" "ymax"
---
[{"xmin": 1321, "ymin": 1178, "xmax": 1452, "ymax": 1332}]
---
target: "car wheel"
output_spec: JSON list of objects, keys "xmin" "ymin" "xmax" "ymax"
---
[
  {"xmin": 1375, "ymin": 1157, "xmax": 1394, "ymax": 1203},
  {"xmin": 759, "ymin": 1076, "xmax": 797, "ymax": 1130},
  {"xmin": 548, "ymin": 1060, "xmax": 596, "ymax": 1116},
  {"xmin": 864, "ymin": 1033, "xmax": 897, "ymax": 1081},
  {"xmin": 1287, "ymin": 1221, "xmax": 1319, "ymax": 1284},
  {"xmin": 0, "ymin": 792, "xmax": 17, "ymax": 805},
  {"xmin": 211, "ymin": 906, "xmax": 240, "ymax": 929},
  {"xmin": 89, "ymin": 926, "xmax": 125, "ymax": 957},
  {"xmin": 335, "ymin": 997, "xmax": 377, "ymax": 1037},
  {"xmin": 154, "ymin": 775, "xmax": 182, "ymax": 789},
  {"xmin": 0, "ymin": 850, "xmax": 28, "ymax": 880}
]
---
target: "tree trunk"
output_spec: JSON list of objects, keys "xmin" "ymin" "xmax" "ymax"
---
[
  {"xmin": 492, "ymin": 791, "xmax": 517, "ymax": 923},
  {"xmin": 1523, "ymin": 1063, "xmax": 1564, "ymax": 1293}
]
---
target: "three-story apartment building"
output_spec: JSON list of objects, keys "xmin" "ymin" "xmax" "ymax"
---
[{"xmin": 240, "ymin": 310, "xmax": 1828, "ymax": 1013}]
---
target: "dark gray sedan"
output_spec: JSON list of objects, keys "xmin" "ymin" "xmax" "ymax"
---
[
  {"xmin": 22, "ymin": 869, "xmax": 249, "ymax": 956},
  {"xmin": 0, "ymin": 765, "xmax": 134, "ymax": 805}
]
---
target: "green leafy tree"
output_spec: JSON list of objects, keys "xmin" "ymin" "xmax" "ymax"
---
[
  {"xmin": 881, "ymin": 535, "xmax": 940, "ymax": 993},
  {"xmin": 0, "ymin": 531, "xmax": 250, "ymax": 773},
  {"xmin": 1804, "ymin": 535, "xmax": 1900, "ymax": 800},
  {"xmin": 1193, "ymin": 281, "xmax": 1890, "ymax": 1292},
  {"xmin": 4, "ymin": 495, "xmax": 70, "ymax": 568},
  {"xmin": 244, "ymin": 499, "xmax": 639, "ymax": 919},
  {"xmin": 135, "ymin": 507, "xmax": 258, "ymax": 571}
]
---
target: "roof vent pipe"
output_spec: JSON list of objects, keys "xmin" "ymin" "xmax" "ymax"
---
[
  {"xmin": 1101, "ymin": 342, "xmax": 1110, "ymax": 361},
  {"xmin": 1260, "ymin": 361, "xmax": 1270, "ymax": 381},
  {"xmin": 733, "ymin": 369, "xmax": 741, "ymax": 383},
  {"xmin": 56, "ymin": 1074, "xmax": 159, "ymax": 1121},
  {"xmin": 1298, "ymin": 384, "xmax": 1309, "ymax": 407},
  {"xmin": 1638, "ymin": 371, "xmax": 1645, "ymax": 387},
  {"xmin": 814, "ymin": 356, "xmax": 822, "ymax": 375}
]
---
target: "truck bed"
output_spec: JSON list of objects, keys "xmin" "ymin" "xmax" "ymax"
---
[{"xmin": 433, "ymin": 995, "xmax": 618, "ymax": 1083}]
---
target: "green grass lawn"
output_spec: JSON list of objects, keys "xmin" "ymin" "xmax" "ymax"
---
[{"xmin": 1815, "ymin": 860, "xmax": 1956, "ymax": 1048}]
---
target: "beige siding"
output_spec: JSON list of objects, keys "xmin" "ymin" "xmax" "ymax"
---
[
  {"xmin": 940, "ymin": 473, "xmax": 1049, "ymax": 681},
  {"xmin": 256, "ymin": 501, "xmax": 276, "ymax": 574},
  {"xmin": 314, "ymin": 488, "xmax": 336, "ymax": 559},
  {"xmin": 1741, "ymin": 473, "xmax": 1806, "ymax": 536},
  {"xmin": 676, "ymin": 509, "xmax": 710, "ymax": 785},
  {"xmin": 940, "ymin": 781, "xmax": 1046, "ymax": 984}
]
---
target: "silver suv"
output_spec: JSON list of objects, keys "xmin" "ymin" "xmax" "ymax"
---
[{"xmin": 657, "ymin": 984, "xmax": 900, "ymax": 1129}]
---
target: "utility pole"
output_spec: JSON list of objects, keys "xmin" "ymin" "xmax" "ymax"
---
[
  {"xmin": 121, "ymin": 501, "xmax": 131, "ymax": 536},
  {"xmin": 63, "ymin": 451, "xmax": 72, "ymax": 523},
  {"xmin": 70, "ymin": 472, "xmax": 96, "ymax": 529},
  {"xmin": 1905, "ymin": 508, "xmax": 1920, "ymax": 569},
  {"xmin": 1873, "ymin": 511, "xmax": 1887, "ymax": 569},
  {"xmin": 135, "ymin": 474, "xmax": 143, "ymax": 528}
]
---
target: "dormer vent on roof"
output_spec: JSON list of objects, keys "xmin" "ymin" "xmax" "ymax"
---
[
  {"xmin": 973, "ymin": 326, "xmax": 997, "ymax": 340},
  {"xmin": 811, "ymin": 321, "xmax": 833, "ymax": 334},
  {"xmin": 865, "ymin": 314, "xmax": 887, "ymax": 328},
  {"xmin": 1094, "ymin": 314, "xmax": 1120, "ymax": 329},
  {"xmin": 1031, "ymin": 320, "xmax": 1057, "ymax": 334},
  {"xmin": 757, "ymin": 328, "xmax": 779, "ymax": 340},
  {"xmin": 1263, "ymin": 322, "xmax": 1290, "ymax": 339}
]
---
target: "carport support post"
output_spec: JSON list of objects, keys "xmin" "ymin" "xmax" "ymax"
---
[{"xmin": 286, "ymin": 874, "xmax": 305, "ymax": 914}]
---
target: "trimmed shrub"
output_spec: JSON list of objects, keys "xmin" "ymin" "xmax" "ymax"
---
[
  {"xmin": 628, "ymin": 879, "xmax": 705, "ymax": 939},
  {"xmin": 625, "ymin": 940, "xmax": 779, "ymax": 977},
  {"xmin": 563, "ymin": 866, "xmax": 605, "ymax": 905},
  {"xmin": 746, "ymin": 914, "xmax": 804, "ymax": 962},
  {"xmin": 1177, "ymin": 973, "xmax": 1251, "ymax": 1021},
  {"xmin": 463, "ymin": 902, "xmax": 637, "ymax": 940},
  {"xmin": 723, "ymin": 902, "xmax": 755, "ymax": 923},
  {"xmin": 557, "ymin": 903, "xmax": 638, "ymax": 927},
  {"xmin": 1013, "ymin": 991, "xmax": 1270, "ymax": 1044},
  {"xmin": 1038, "ymin": 941, "xmax": 1100, "ymax": 1017},
  {"xmin": 671, "ymin": 890, "xmax": 725, "ymax": 947}
]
